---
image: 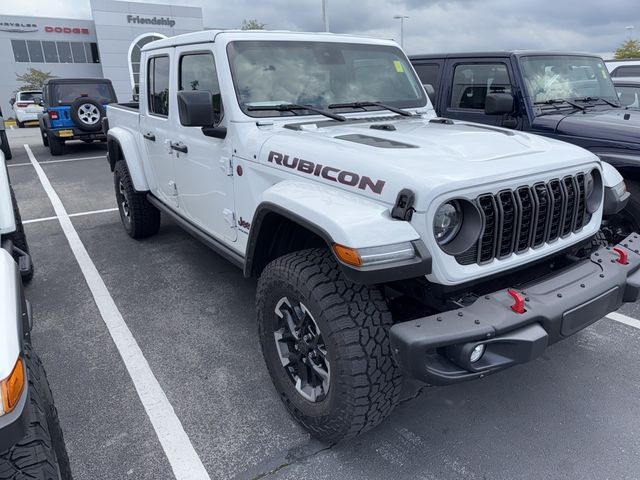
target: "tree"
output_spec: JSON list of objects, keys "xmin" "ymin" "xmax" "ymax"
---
[
  {"xmin": 241, "ymin": 19, "xmax": 265, "ymax": 30},
  {"xmin": 15, "ymin": 68, "xmax": 56, "ymax": 90},
  {"xmin": 614, "ymin": 39, "xmax": 640, "ymax": 59}
]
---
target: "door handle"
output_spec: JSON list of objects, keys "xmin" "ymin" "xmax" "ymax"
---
[
  {"xmin": 143, "ymin": 132, "xmax": 156, "ymax": 141},
  {"xmin": 170, "ymin": 141, "xmax": 188, "ymax": 154}
]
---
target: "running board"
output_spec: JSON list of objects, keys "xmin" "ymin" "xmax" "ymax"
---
[{"xmin": 146, "ymin": 194, "xmax": 244, "ymax": 269}]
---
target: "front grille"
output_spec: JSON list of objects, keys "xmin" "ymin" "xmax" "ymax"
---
[{"xmin": 457, "ymin": 173, "xmax": 590, "ymax": 265}]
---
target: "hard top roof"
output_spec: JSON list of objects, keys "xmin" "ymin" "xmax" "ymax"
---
[
  {"xmin": 409, "ymin": 51, "xmax": 603, "ymax": 60},
  {"xmin": 141, "ymin": 29, "xmax": 397, "ymax": 52}
]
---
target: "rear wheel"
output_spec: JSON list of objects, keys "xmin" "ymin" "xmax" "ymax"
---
[
  {"xmin": 16, "ymin": 121, "xmax": 24, "ymax": 128},
  {"xmin": 257, "ymin": 249, "xmax": 402, "ymax": 443},
  {"xmin": 0, "ymin": 344, "xmax": 72, "ymax": 480},
  {"xmin": 48, "ymin": 134, "xmax": 64, "ymax": 156},
  {"xmin": 114, "ymin": 161, "xmax": 160, "ymax": 239},
  {"xmin": 0, "ymin": 130, "xmax": 11, "ymax": 160},
  {"xmin": 41, "ymin": 128, "xmax": 49, "ymax": 147}
]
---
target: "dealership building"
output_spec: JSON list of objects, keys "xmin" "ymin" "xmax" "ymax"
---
[{"xmin": 0, "ymin": 0, "xmax": 203, "ymax": 117}]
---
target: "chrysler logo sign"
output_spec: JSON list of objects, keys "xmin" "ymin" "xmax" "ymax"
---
[
  {"xmin": 0, "ymin": 22, "xmax": 38, "ymax": 33},
  {"xmin": 127, "ymin": 15, "xmax": 176, "ymax": 28}
]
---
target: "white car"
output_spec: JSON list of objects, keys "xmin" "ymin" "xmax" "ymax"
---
[
  {"xmin": 106, "ymin": 30, "xmax": 640, "ymax": 442},
  {"xmin": 11, "ymin": 90, "xmax": 43, "ymax": 128}
]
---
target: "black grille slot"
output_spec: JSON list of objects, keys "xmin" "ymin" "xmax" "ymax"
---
[
  {"xmin": 515, "ymin": 186, "xmax": 534, "ymax": 252},
  {"xmin": 574, "ymin": 173, "xmax": 586, "ymax": 230},
  {"xmin": 456, "ymin": 173, "xmax": 591, "ymax": 265},
  {"xmin": 496, "ymin": 190, "xmax": 517, "ymax": 258},
  {"xmin": 561, "ymin": 176, "xmax": 577, "ymax": 237},
  {"xmin": 477, "ymin": 194, "xmax": 497, "ymax": 264},
  {"xmin": 547, "ymin": 179, "xmax": 564, "ymax": 242},
  {"xmin": 531, "ymin": 183, "xmax": 550, "ymax": 247}
]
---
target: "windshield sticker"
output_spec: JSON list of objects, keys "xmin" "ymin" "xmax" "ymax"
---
[
  {"xmin": 394, "ymin": 60, "xmax": 405, "ymax": 73},
  {"xmin": 267, "ymin": 150, "xmax": 386, "ymax": 194}
]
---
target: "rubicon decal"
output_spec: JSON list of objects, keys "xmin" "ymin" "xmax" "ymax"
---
[{"xmin": 267, "ymin": 151, "xmax": 386, "ymax": 194}]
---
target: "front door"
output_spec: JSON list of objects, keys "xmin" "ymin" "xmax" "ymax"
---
[
  {"xmin": 442, "ymin": 59, "xmax": 517, "ymax": 128},
  {"xmin": 171, "ymin": 47, "xmax": 236, "ymax": 242},
  {"xmin": 140, "ymin": 49, "xmax": 179, "ymax": 208}
]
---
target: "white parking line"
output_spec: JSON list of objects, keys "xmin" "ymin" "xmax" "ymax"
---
[
  {"xmin": 8, "ymin": 155, "xmax": 105, "ymax": 168},
  {"xmin": 23, "ymin": 144, "xmax": 211, "ymax": 480},
  {"xmin": 23, "ymin": 207, "xmax": 119, "ymax": 225},
  {"xmin": 607, "ymin": 311, "xmax": 640, "ymax": 330}
]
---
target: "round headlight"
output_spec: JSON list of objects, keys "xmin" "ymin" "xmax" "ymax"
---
[
  {"xmin": 434, "ymin": 201, "xmax": 462, "ymax": 244},
  {"xmin": 585, "ymin": 171, "xmax": 595, "ymax": 198}
]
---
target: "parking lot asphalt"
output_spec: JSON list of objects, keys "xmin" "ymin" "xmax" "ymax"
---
[{"xmin": 5, "ymin": 127, "xmax": 640, "ymax": 480}]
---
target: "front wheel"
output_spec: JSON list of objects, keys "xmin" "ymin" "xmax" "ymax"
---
[
  {"xmin": 114, "ymin": 161, "xmax": 160, "ymax": 239},
  {"xmin": 0, "ymin": 344, "xmax": 72, "ymax": 479},
  {"xmin": 257, "ymin": 249, "xmax": 403, "ymax": 443}
]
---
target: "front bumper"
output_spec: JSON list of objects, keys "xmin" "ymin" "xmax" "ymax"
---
[{"xmin": 390, "ymin": 234, "xmax": 640, "ymax": 385}]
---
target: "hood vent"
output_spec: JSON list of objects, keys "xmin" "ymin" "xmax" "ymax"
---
[{"xmin": 334, "ymin": 134, "xmax": 417, "ymax": 149}]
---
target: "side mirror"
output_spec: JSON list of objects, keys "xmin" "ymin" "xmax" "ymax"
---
[
  {"xmin": 422, "ymin": 83, "xmax": 436, "ymax": 104},
  {"xmin": 484, "ymin": 93, "xmax": 514, "ymax": 115},
  {"xmin": 9, "ymin": 98, "xmax": 15, "ymax": 106},
  {"xmin": 177, "ymin": 90, "xmax": 215, "ymax": 127}
]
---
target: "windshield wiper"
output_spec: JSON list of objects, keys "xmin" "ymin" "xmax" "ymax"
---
[
  {"xmin": 534, "ymin": 99, "xmax": 585, "ymax": 111},
  {"xmin": 327, "ymin": 101, "xmax": 414, "ymax": 117},
  {"xmin": 246, "ymin": 103, "xmax": 346, "ymax": 122},
  {"xmin": 573, "ymin": 96, "xmax": 621, "ymax": 108}
]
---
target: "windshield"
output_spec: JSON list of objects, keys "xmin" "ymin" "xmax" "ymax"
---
[
  {"xmin": 51, "ymin": 83, "xmax": 115, "ymax": 105},
  {"xmin": 520, "ymin": 55, "xmax": 619, "ymax": 106},
  {"xmin": 227, "ymin": 41, "xmax": 427, "ymax": 117}
]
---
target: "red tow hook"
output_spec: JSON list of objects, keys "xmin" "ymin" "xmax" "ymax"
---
[
  {"xmin": 613, "ymin": 247, "xmax": 629, "ymax": 265},
  {"xmin": 507, "ymin": 288, "xmax": 526, "ymax": 314}
]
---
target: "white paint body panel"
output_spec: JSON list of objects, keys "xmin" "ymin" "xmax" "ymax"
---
[
  {"xmin": 0, "ymin": 249, "xmax": 20, "ymax": 381},
  {"xmin": 109, "ymin": 30, "xmax": 608, "ymax": 285},
  {"xmin": 0, "ymin": 152, "xmax": 16, "ymax": 235},
  {"xmin": 602, "ymin": 161, "xmax": 624, "ymax": 187}
]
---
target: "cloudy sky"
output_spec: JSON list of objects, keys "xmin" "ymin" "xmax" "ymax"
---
[{"xmin": 3, "ymin": 0, "xmax": 638, "ymax": 57}]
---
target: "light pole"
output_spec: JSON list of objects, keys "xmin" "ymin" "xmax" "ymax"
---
[
  {"xmin": 626, "ymin": 25, "xmax": 635, "ymax": 40},
  {"xmin": 393, "ymin": 15, "xmax": 409, "ymax": 48},
  {"xmin": 322, "ymin": 0, "xmax": 329, "ymax": 32}
]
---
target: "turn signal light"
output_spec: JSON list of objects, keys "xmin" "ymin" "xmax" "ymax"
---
[
  {"xmin": 0, "ymin": 357, "xmax": 25, "ymax": 415},
  {"xmin": 333, "ymin": 244, "xmax": 362, "ymax": 267}
]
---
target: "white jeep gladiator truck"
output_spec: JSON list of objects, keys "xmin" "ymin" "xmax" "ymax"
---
[{"xmin": 105, "ymin": 30, "xmax": 640, "ymax": 442}]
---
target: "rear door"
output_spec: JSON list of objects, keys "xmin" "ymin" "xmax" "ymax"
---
[
  {"xmin": 171, "ymin": 47, "xmax": 236, "ymax": 242},
  {"xmin": 441, "ymin": 58, "xmax": 517, "ymax": 127},
  {"xmin": 140, "ymin": 49, "xmax": 179, "ymax": 208}
]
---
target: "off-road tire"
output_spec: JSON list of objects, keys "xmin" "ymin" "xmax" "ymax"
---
[
  {"xmin": 69, "ymin": 98, "xmax": 103, "ymax": 133},
  {"xmin": 114, "ymin": 161, "xmax": 160, "ymax": 239},
  {"xmin": 48, "ymin": 135, "xmax": 64, "ymax": 156},
  {"xmin": 0, "ymin": 344, "xmax": 73, "ymax": 480},
  {"xmin": 623, "ymin": 179, "xmax": 640, "ymax": 232},
  {"xmin": 257, "ymin": 249, "xmax": 403, "ymax": 443},
  {"xmin": 1, "ymin": 131, "xmax": 12, "ymax": 160},
  {"xmin": 40, "ymin": 129, "xmax": 49, "ymax": 147},
  {"xmin": 6, "ymin": 186, "xmax": 33, "ymax": 282}
]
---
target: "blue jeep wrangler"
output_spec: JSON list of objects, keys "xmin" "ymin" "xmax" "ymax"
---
[{"xmin": 38, "ymin": 78, "xmax": 117, "ymax": 156}]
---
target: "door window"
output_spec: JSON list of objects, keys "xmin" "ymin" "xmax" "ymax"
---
[
  {"xmin": 451, "ymin": 63, "xmax": 511, "ymax": 110},
  {"xmin": 148, "ymin": 56, "xmax": 170, "ymax": 117},
  {"xmin": 179, "ymin": 53, "xmax": 222, "ymax": 121}
]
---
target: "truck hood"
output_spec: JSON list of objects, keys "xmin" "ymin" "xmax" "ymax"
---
[
  {"xmin": 256, "ymin": 115, "xmax": 599, "ymax": 208},
  {"xmin": 533, "ymin": 107, "xmax": 640, "ymax": 145}
]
